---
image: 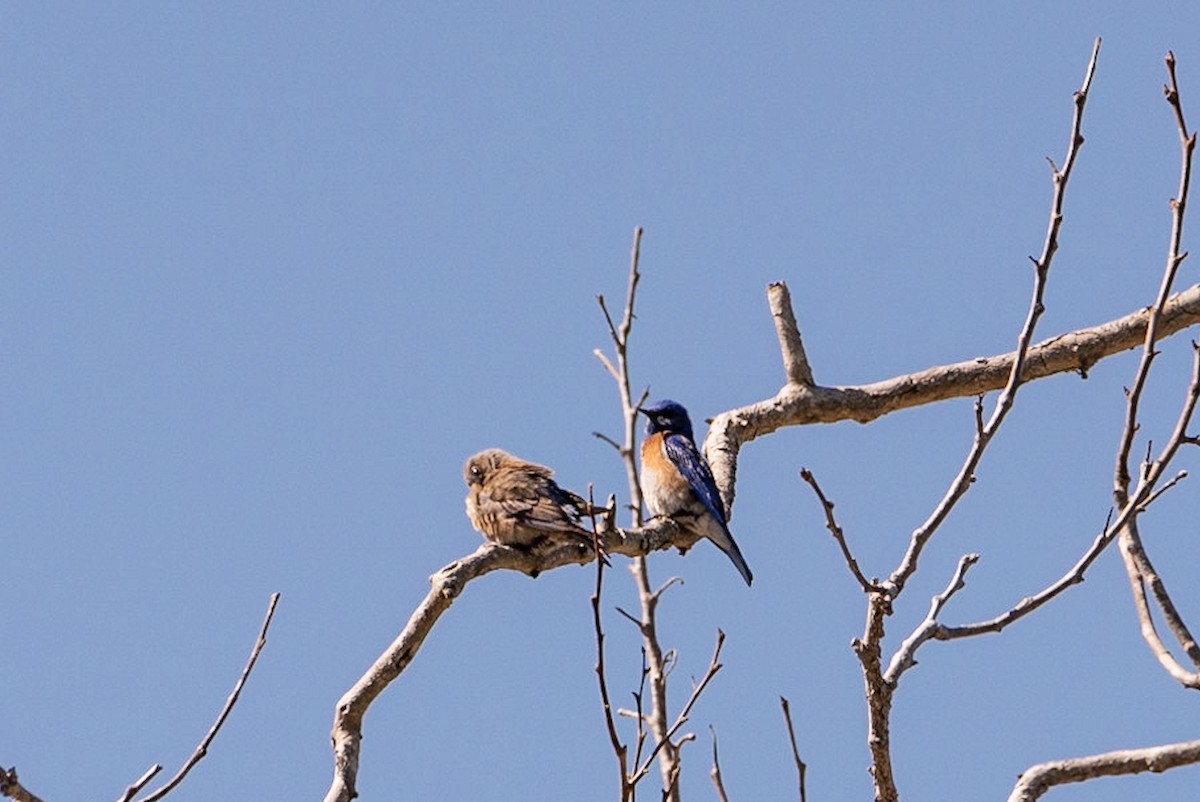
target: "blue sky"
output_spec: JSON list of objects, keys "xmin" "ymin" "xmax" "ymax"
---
[{"xmin": 4, "ymin": 5, "xmax": 1200, "ymax": 801}]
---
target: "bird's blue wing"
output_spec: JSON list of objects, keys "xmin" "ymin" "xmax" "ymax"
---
[{"xmin": 662, "ymin": 433, "xmax": 727, "ymax": 526}]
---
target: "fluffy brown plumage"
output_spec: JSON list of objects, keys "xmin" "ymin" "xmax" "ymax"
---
[{"xmin": 463, "ymin": 448, "xmax": 599, "ymax": 550}]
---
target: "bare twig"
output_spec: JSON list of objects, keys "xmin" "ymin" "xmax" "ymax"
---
[
  {"xmin": 799, "ymin": 468, "xmax": 876, "ymax": 592},
  {"xmin": 632, "ymin": 630, "xmax": 726, "ymax": 785},
  {"xmin": 883, "ymin": 554, "xmax": 980, "ymax": 686},
  {"xmin": 886, "ymin": 39, "xmax": 1099, "ymax": 598},
  {"xmin": 1007, "ymin": 738, "xmax": 1200, "ymax": 802},
  {"xmin": 847, "ymin": 40, "xmax": 1102, "ymax": 802},
  {"xmin": 1109, "ymin": 50, "xmax": 1200, "ymax": 690},
  {"xmin": 591, "ymin": 514, "xmax": 632, "ymax": 800},
  {"xmin": 709, "ymin": 726, "xmax": 730, "ymax": 802},
  {"xmin": 136, "ymin": 592, "xmax": 280, "ymax": 802},
  {"xmin": 595, "ymin": 226, "xmax": 648, "ymax": 521},
  {"xmin": 779, "ymin": 696, "xmax": 808, "ymax": 802},
  {"xmin": 1136, "ymin": 469, "xmax": 1188, "ymax": 510},
  {"xmin": 1119, "ymin": 526, "xmax": 1200, "ymax": 686},
  {"xmin": 0, "ymin": 767, "xmax": 45, "ymax": 802},
  {"xmin": 115, "ymin": 765, "xmax": 162, "ymax": 802}
]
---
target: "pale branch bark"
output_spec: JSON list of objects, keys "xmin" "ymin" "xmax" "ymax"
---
[
  {"xmin": 845, "ymin": 39, "xmax": 1103, "ymax": 802},
  {"xmin": 595, "ymin": 227, "xmax": 684, "ymax": 800},
  {"xmin": 1118, "ymin": 526, "xmax": 1200, "ymax": 687},
  {"xmin": 630, "ymin": 631, "xmax": 725, "ymax": 786},
  {"xmin": 595, "ymin": 226, "xmax": 649, "ymax": 521},
  {"xmin": 1108, "ymin": 50, "xmax": 1200, "ymax": 691},
  {"xmin": 1130, "ymin": 533, "xmax": 1200, "ymax": 668},
  {"xmin": 703, "ymin": 280, "xmax": 1200, "ymax": 516},
  {"xmin": 852, "ymin": 593, "xmax": 895, "ymax": 802},
  {"xmin": 904, "ymin": 445, "xmax": 1177, "ymax": 645},
  {"xmin": 631, "ymin": 557, "xmax": 679, "ymax": 798},
  {"xmin": 883, "ymin": 553, "xmax": 979, "ymax": 686},
  {"xmin": 0, "ymin": 768, "xmax": 45, "ymax": 802},
  {"xmin": 1113, "ymin": 54, "xmax": 1195, "ymax": 502},
  {"xmin": 135, "ymin": 592, "xmax": 280, "ymax": 802},
  {"xmin": 708, "ymin": 727, "xmax": 730, "ymax": 802},
  {"xmin": 1006, "ymin": 738, "xmax": 1200, "ymax": 802},
  {"xmin": 322, "ymin": 520, "xmax": 694, "ymax": 802},
  {"xmin": 779, "ymin": 697, "xmax": 808, "ymax": 802},
  {"xmin": 768, "ymin": 281, "xmax": 815, "ymax": 388},
  {"xmin": 116, "ymin": 766, "xmax": 161, "ymax": 802}
]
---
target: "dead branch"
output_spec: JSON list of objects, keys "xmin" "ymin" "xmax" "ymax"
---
[
  {"xmin": 798, "ymin": 468, "xmax": 876, "ymax": 593},
  {"xmin": 322, "ymin": 520, "xmax": 695, "ymax": 802},
  {"xmin": 848, "ymin": 38, "xmax": 1101, "ymax": 802},
  {"xmin": 704, "ymin": 280, "xmax": 1200, "ymax": 517},
  {"xmin": 136, "ymin": 592, "xmax": 280, "ymax": 802},
  {"xmin": 631, "ymin": 630, "xmax": 725, "ymax": 786},
  {"xmin": 883, "ymin": 554, "xmax": 979, "ymax": 686},
  {"xmin": 592, "ymin": 526, "xmax": 632, "ymax": 801},
  {"xmin": 779, "ymin": 697, "xmax": 808, "ymax": 802},
  {"xmin": 1111, "ymin": 50, "xmax": 1200, "ymax": 690},
  {"xmin": 1007, "ymin": 738, "xmax": 1200, "ymax": 802},
  {"xmin": 708, "ymin": 727, "xmax": 730, "ymax": 802}
]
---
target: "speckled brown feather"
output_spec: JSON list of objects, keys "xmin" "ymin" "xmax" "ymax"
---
[{"xmin": 464, "ymin": 448, "xmax": 599, "ymax": 549}]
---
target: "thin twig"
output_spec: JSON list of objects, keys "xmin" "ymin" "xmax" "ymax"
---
[
  {"xmin": 848, "ymin": 40, "xmax": 1102, "ymax": 802},
  {"xmin": 779, "ymin": 696, "xmax": 807, "ymax": 802},
  {"xmin": 136, "ymin": 592, "xmax": 280, "ymax": 802},
  {"xmin": 1110, "ymin": 50, "xmax": 1200, "ymax": 689},
  {"xmin": 633, "ymin": 630, "xmax": 726, "ymax": 784},
  {"xmin": 114, "ymin": 765, "xmax": 162, "ymax": 802},
  {"xmin": 887, "ymin": 39, "xmax": 1100, "ymax": 598},
  {"xmin": 591, "ymin": 504, "xmax": 632, "ymax": 800},
  {"xmin": 799, "ymin": 468, "xmax": 876, "ymax": 592},
  {"xmin": 709, "ymin": 726, "xmax": 730, "ymax": 802},
  {"xmin": 1136, "ymin": 469, "xmax": 1188, "ymax": 510},
  {"xmin": 884, "ymin": 554, "xmax": 980, "ymax": 685}
]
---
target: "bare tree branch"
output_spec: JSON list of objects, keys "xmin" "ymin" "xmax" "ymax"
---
[
  {"xmin": 595, "ymin": 226, "xmax": 688, "ymax": 799},
  {"xmin": 592, "ymin": 522, "xmax": 632, "ymax": 801},
  {"xmin": 322, "ymin": 520, "xmax": 698, "ymax": 802},
  {"xmin": 779, "ymin": 696, "xmax": 808, "ymax": 802},
  {"xmin": 115, "ymin": 766, "xmax": 161, "ymax": 802},
  {"xmin": 1109, "ymin": 50, "xmax": 1200, "ymax": 691},
  {"xmin": 885, "ymin": 37, "xmax": 1098, "ymax": 598},
  {"xmin": 768, "ymin": 281, "xmax": 815, "ymax": 388},
  {"xmin": 1007, "ymin": 738, "xmax": 1200, "ymax": 802},
  {"xmin": 883, "ymin": 554, "xmax": 980, "ymax": 686},
  {"xmin": 845, "ymin": 39, "xmax": 1103, "ymax": 802},
  {"xmin": 703, "ymin": 273, "xmax": 1200, "ymax": 524},
  {"xmin": 631, "ymin": 630, "xmax": 725, "ymax": 785},
  {"xmin": 799, "ymin": 468, "xmax": 876, "ymax": 593},
  {"xmin": 708, "ymin": 727, "xmax": 730, "ymax": 802},
  {"xmin": 136, "ymin": 592, "xmax": 280, "ymax": 802}
]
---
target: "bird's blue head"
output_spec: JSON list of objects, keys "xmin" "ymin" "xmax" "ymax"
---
[{"xmin": 641, "ymin": 399, "xmax": 695, "ymax": 441}]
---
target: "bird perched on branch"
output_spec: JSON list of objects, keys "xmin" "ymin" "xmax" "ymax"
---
[
  {"xmin": 640, "ymin": 399, "xmax": 753, "ymax": 586},
  {"xmin": 464, "ymin": 448, "xmax": 604, "ymax": 554}
]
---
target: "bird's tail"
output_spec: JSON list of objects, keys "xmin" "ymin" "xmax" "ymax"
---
[{"xmin": 700, "ymin": 517, "xmax": 753, "ymax": 586}]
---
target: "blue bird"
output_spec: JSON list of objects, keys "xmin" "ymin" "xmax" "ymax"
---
[{"xmin": 639, "ymin": 399, "xmax": 753, "ymax": 586}]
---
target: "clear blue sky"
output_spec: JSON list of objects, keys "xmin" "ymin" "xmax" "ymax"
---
[{"xmin": 4, "ymin": 5, "xmax": 1200, "ymax": 801}]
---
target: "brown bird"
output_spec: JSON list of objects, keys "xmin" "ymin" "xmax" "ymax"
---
[{"xmin": 463, "ymin": 448, "xmax": 601, "ymax": 551}]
